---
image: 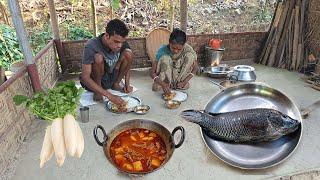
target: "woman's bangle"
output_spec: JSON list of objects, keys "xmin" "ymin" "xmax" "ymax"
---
[{"xmin": 153, "ymin": 76, "xmax": 159, "ymax": 82}]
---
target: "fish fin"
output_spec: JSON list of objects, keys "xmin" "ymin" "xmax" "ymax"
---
[
  {"xmin": 207, "ymin": 112, "xmax": 222, "ymax": 116},
  {"xmin": 204, "ymin": 110, "xmax": 222, "ymax": 117}
]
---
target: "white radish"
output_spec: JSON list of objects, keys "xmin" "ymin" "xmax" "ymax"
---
[
  {"xmin": 63, "ymin": 114, "xmax": 77, "ymax": 157},
  {"xmin": 74, "ymin": 121, "xmax": 84, "ymax": 158},
  {"xmin": 40, "ymin": 125, "xmax": 54, "ymax": 168},
  {"xmin": 51, "ymin": 118, "xmax": 66, "ymax": 167}
]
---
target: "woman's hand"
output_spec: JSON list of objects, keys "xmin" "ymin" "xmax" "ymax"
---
[
  {"xmin": 177, "ymin": 80, "xmax": 187, "ymax": 89},
  {"xmin": 161, "ymin": 82, "xmax": 171, "ymax": 94}
]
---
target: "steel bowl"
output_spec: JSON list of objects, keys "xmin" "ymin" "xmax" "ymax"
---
[
  {"xmin": 230, "ymin": 65, "xmax": 256, "ymax": 82},
  {"xmin": 165, "ymin": 100, "xmax": 181, "ymax": 109},
  {"xmin": 133, "ymin": 105, "xmax": 150, "ymax": 115}
]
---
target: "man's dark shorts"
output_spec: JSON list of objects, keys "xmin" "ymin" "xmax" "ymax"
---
[{"xmin": 80, "ymin": 61, "xmax": 119, "ymax": 91}]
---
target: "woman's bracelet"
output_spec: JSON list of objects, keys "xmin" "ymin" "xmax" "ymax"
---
[
  {"xmin": 189, "ymin": 73, "xmax": 194, "ymax": 78},
  {"xmin": 153, "ymin": 76, "xmax": 159, "ymax": 82}
]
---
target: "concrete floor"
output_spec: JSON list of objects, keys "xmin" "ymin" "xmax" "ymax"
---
[{"xmin": 8, "ymin": 64, "xmax": 320, "ymax": 180}]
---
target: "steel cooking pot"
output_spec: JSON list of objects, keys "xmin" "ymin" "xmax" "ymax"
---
[
  {"xmin": 93, "ymin": 119, "xmax": 185, "ymax": 175},
  {"xmin": 231, "ymin": 65, "xmax": 256, "ymax": 82}
]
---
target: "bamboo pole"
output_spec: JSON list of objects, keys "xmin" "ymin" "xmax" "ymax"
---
[
  {"xmin": 0, "ymin": 66, "xmax": 6, "ymax": 85},
  {"xmin": 300, "ymin": 0, "xmax": 307, "ymax": 68},
  {"xmin": 291, "ymin": 6, "xmax": 300, "ymax": 70},
  {"xmin": 180, "ymin": 0, "xmax": 187, "ymax": 32},
  {"xmin": 296, "ymin": 43, "xmax": 302, "ymax": 70},
  {"xmin": 110, "ymin": 6, "xmax": 114, "ymax": 19},
  {"xmin": 268, "ymin": 0, "xmax": 290, "ymax": 67},
  {"xmin": 7, "ymin": 0, "xmax": 41, "ymax": 92},
  {"xmin": 260, "ymin": 1, "xmax": 283, "ymax": 65},
  {"xmin": 274, "ymin": 0, "xmax": 295, "ymax": 67},
  {"xmin": 91, "ymin": 0, "xmax": 97, "ymax": 36},
  {"xmin": 47, "ymin": 0, "xmax": 67, "ymax": 73},
  {"xmin": 258, "ymin": 0, "xmax": 281, "ymax": 64},
  {"xmin": 169, "ymin": 0, "xmax": 175, "ymax": 31},
  {"xmin": 261, "ymin": 29, "xmax": 276, "ymax": 65},
  {"xmin": 287, "ymin": 10, "xmax": 294, "ymax": 69}
]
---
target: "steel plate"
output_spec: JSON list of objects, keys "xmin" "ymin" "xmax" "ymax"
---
[
  {"xmin": 106, "ymin": 96, "xmax": 141, "ymax": 113},
  {"xmin": 202, "ymin": 83, "xmax": 303, "ymax": 169}
]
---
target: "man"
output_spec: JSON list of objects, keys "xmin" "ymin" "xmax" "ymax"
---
[
  {"xmin": 80, "ymin": 19, "xmax": 133, "ymax": 106},
  {"xmin": 150, "ymin": 28, "xmax": 198, "ymax": 94}
]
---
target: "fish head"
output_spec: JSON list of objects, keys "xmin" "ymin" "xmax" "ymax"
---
[
  {"xmin": 280, "ymin": 114, "xmax": 300, "ymax": 131},
  {"xmin": 180, "ymin": 110, "xmax": 204, "ymax": 123}
]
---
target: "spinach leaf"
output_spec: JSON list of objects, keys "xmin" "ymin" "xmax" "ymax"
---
[{"xmin": 13, "ymin": 81, "xmax": 84, "ymax": 121}]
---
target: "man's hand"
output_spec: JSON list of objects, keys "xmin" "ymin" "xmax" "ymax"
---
[
  {"xmin": 124, "ymin": 85, "xmax": 133, "ymax": 93},
  {"xmin": 177, "ymin": 80, "xmax": 187, "ymax": 89},
  {"xmin": 108, "ymin": 94, "xmax": 126, "ymax": 106}
]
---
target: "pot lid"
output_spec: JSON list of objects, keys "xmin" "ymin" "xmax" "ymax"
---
[{"xmin": 234, "ymin": 65, "xmax": 255, "ymax": 72}]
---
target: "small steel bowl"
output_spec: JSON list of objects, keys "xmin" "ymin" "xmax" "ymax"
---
[
  {"xmin": 133, "ymin": 105, "xmax": 150, "ymax": 115},
  {"xmin": 165, "ymin": 100, "xmax": 181, "ymax": 109}
]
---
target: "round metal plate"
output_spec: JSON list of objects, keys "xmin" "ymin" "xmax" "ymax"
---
[
  {"xmin": 202, "ymin": 83, "xmax": 303, "ymax": 169},
  {"xmin": 106, "ymin": 96, "xmax": 141, "ymax": 113},
  {"xmin": 161, "ymin": 90, "xmax": 188, "ymax": 102}
]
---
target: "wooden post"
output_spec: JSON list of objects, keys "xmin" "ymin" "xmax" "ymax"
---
[
  {"xmin": 169, "ymin": 0, "xmax": 175, "ymax": 31},
  {"xmin": 0, "ymin": 66, "xmax": 6, "ymax": 85},
  {"xmin": 180, "ymin": 0, "xmax": 187, "ymax": 32},
  {"xmin": 110, "ymin": 6, "xmax": 114, "ymax": 19},
  {"xmin": 7, "ymin": 0, "xmax": 41, "ymax": 92},
  {"xmin": 91, "ymin": 0, "xmax": 97, "ymax": 36},
  {"xmin": 47, "ymin": 0, "xmax": 67, "ymax": 73},
  {"xmin": 291, "ymin": 6, "xmax": 300, "ymax": 70}
]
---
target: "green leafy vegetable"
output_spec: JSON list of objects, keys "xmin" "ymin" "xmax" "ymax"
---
[
  {"xmin": 13, "ymin": 81, "xmax": 84, "ymax": 121},
  {"xmin": 0, "ymin": 23, "xmax": 23, "ymax": 70}
]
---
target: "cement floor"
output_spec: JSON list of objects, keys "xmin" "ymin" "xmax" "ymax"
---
[{"xmin": 9, "ymin": 64, "xmax": 320, "ymax": 180}]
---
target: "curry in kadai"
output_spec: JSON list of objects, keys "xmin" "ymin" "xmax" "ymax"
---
[{"xmin": 109, "ymin": 128, "xmax": 167, "ymax": 173}]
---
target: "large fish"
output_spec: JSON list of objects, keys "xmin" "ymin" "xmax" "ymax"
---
[{"xmin": 180, "ymin": 108, "xmax": 301, "ymax": 143}]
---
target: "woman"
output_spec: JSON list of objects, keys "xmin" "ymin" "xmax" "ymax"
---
[{"xmin": 150, "ymin": 28, "xmax": 198, "ymax": 94}]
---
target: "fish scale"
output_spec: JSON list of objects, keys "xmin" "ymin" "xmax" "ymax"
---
[{"xmin": 180, "ymin": 108, "xmax": 300, "ymax": 143}]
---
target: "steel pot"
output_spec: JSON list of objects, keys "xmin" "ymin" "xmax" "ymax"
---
[
  {"xmin": 231, "ymin": 65, "xmax": 256, "ymax": 82},
  {"xmin": 204, "ymin": 46, "xmax": 225, "ymax": 67},
  {"xmin": 93, "ymin": 119, "xmax": 185, "ymax": 175}
]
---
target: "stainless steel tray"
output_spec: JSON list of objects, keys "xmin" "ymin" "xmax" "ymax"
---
[{"xmin": 202, "ymin": 83, "xmax": 303, "ymax": 169}]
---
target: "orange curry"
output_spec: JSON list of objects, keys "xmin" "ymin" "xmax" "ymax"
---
[{"xmin": 109, "ymin": 128, "xmax": 167, "ymax": 173}]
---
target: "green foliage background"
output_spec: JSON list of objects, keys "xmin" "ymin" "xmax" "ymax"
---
[{"xmin": 0, "ymin": 24, "xmax": 23, "ymax": 70}]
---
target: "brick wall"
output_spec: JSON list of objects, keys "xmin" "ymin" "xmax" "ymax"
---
[
  {"xmin": 0, "ymin": 41, "xmax": 59, "ymax": 175},
  {"xmin": 62, "ymin": 31, "xmax": 267, "ymax": 73},
  {"xmin": 308, "ymin": 0, "xmax": 320, "ymax": 57},
  {"xmin": 188, "ymin": 32, "xmax": 267, "ymax": 66}
]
